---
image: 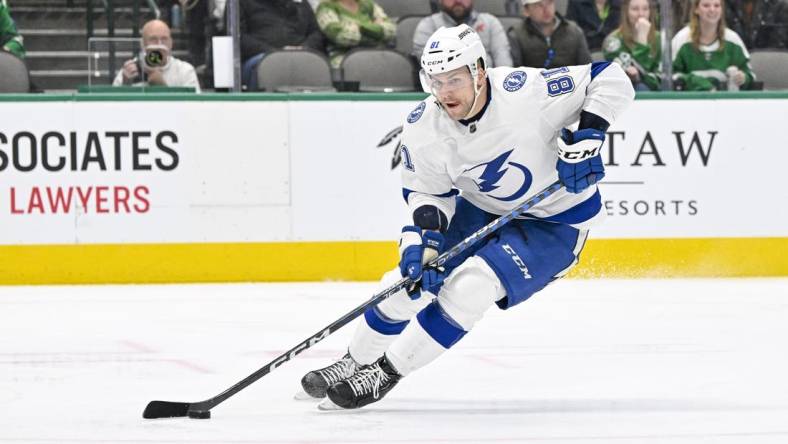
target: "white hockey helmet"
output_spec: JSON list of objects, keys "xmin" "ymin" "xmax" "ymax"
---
[{"xmin": 420, "ymin": 24, "xmax": 488, "ymax": 81}]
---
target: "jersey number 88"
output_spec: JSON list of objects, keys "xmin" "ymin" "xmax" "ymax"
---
[{"xmin": 547, "ymin": 76, "xmax": 575, "ymax": 96}]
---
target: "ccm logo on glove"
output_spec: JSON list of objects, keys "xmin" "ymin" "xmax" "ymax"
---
[
  {"xmin": 557, "ymin": 128, "xmax": 604, "ymax": 162},
  {"xmin": 556, "ymin": 128, "xmax": 606, "ymax": 194}
]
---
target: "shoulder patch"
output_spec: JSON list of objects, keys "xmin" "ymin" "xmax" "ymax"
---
[
  {"xmin": 407, "ymin": 101, "xmax": 426, "ymax": 124},
  {"xmin": 604, "ymin": 36, "xmax": 621, "ymax": 53},
  {"xmin": 503, "ymin": 70, "xmax": 528, "ymax": 92}
]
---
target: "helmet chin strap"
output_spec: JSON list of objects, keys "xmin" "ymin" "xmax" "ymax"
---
[
  {"xmin": 462, "ymin": 75, "xmax": 484, "ymax": 120},
  {"xmin": 462, "ymin": 61, "xmax": 484, "ymax": 120}
]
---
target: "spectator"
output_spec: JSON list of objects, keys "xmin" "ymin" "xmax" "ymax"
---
[
  {"xmin": 602, "ymin": 0, "xmax": 662, "ymax": 90},
  {"xmin": 113, "ymin": 19, "xmax": 201, "ymax": 91},
  {"xmin": 413, "ymin": 0, "xmax": 513, "ymax": 67},
  {"xmin": 431, "ymin": 0, "xmax": 523, "ymax": 14},
  {"xmin": 672, "ymin": 0, "xmax": 754, "ymax": 90},
  {"xmin": 315, "ymin": 0, "xmax": 396, "ymax": 68},
  {"xmin": 566, "ymin": 0, "xmax": 621, "ymax": 50},
  {"xmin": 726, "ymin": 0, "xmax": 788, "ymax": 49},
  {"xmin": 508, "ymin": 0, "xmax": 592, "ymax": 68},
  {"xmin": 1, "ymin": 0, "xmax": 24, "ymax": 58},
  {"xmin": 238, "ymin": 0, "xmax": 325, "ymax": 90}
]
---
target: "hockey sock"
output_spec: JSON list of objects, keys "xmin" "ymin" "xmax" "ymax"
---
[{"xmin": 349, "ymin": 268, "xmax": 433, "ymax": 365}]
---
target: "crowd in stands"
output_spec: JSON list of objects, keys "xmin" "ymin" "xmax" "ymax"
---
[{"xmin": 1, "ymin": 0, "xmax": 788, "ymax": 92}]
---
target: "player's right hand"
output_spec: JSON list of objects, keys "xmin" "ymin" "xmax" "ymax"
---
[
  {"xmin": 399, "ymin": 226, "xmax": 445, "ymax": 296},
  {"xmin": 122, "ymin": 59, "xmax": 139, "ymax": 81}
]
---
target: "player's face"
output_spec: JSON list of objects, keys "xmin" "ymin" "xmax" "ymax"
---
[
  {"xmin": 627, "ymin": 0, "xmax": 650, "ymax": 25},
  {"xmin": 427, "ymin": 67, "xmax": 477, "ymax": 120},
  {"xmin": 695, "ymin": 0, "xmax": 722, "ymax": 26}
]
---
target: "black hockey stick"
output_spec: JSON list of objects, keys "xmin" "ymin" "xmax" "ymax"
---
[{"xmin": 142, "ymin": 180, "xmax": 563, "ymax": 419}]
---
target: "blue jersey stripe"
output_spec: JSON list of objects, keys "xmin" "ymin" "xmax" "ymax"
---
[
  {"xmin": 523, "ymin": 189, "xmax": 602, "ymax": 225},
  {"xmin": 364, "ymin": 306, "xmax": 409, "ymax": 335},
  {"xmin": 590, "ymin": 61, "xmax": 612, "ymax": 80},
  {"xmin": 402, "ymin": 188, "xmax": 459, "ymax": 202}
]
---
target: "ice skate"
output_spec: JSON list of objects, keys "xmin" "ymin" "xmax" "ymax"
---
[
  {"xmin": 325, "ymin": 354, "xmax": 401, "ymax": 409},
  {"xmin": 299, "ymin": 352, "xmax": 359, "ymax": 399}
]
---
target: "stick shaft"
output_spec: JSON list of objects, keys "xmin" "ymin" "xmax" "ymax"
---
[{"xmin": 147, "ymin": 180, "xmax": 563, "ymax": 416}]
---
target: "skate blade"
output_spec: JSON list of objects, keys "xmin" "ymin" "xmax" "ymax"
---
[
  {"xmin": 293, "ymin": 390, "xmax": 322, "ymax": 401},
  {"xmin": 317, "ymin": 398, "xmax": 346, "ymax": 411}
]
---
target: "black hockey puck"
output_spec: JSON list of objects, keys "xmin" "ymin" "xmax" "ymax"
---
[{"xmin": 188, "ymin": 410, "xmax": 211, "ymax": 419}]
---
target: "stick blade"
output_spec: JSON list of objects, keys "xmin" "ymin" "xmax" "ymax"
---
[{"xmin": 143, "ymin": 401, "xmax": 191, "ymax": 419}]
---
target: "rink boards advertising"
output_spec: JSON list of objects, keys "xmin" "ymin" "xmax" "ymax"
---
[{"xmin": 0, "ymin": 93, "xmax": 786, "ymax": 283}]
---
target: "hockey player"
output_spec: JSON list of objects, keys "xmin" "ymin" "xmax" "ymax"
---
[{"xmin": 300, "ymin": 22, "xmax": 635, "ymax": 410}]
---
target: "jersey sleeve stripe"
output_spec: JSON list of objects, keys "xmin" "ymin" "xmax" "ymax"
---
[
  {"xmin": 402, "ymin": 188, "xmax": 460, "ymax": 202},
  {"xmin": 590, "ymin": 61, "xmax": 612, "ymax": 80}
]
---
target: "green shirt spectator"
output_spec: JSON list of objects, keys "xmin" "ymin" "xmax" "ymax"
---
[
  {"xmin": 602, "ymin": 0, "xmax": 662, "ymax": 91},
  {"xmin": 673, "ymin": 28, "xmax": 754, "ymax": 90},
  {"xmin": 671, "ymin": 0, "xmax": 753, "ymax": 91},
  {"xmin": 1, "ymin": 0, "xmax": 24, "ymax": 58},
  {"xmin": 316, "ymin": 0, "xmax": 396, "ymax": 68},
  {"xmin": 603, "ymin": 30, "xmax": 661, "ymax": 90}
]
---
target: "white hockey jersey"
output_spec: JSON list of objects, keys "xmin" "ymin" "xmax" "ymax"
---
[{"xmin": 400, "ymin": 63, "xmax": 635, "ymax": 229}]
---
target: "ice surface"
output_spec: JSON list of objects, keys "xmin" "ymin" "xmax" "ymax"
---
[{"xmin": 2, "ymin": 278, "xmax": 788, "ymax": 443}]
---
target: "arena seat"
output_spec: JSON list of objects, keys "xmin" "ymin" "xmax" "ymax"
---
[
  {"xmin": 341, "ymin": 49, "xmax": 418, "ymax": 92},
  {"xmin": 255, "ymin": 49, "xmax": 336, "ymax": 93},
  {"xmin": 0, "ymin": 51, "xmax": 30, "ymax": 93},
  {"xmin": 749, "ymin": 49, "xmax": 788, "ymax": 90},
  {"xmin": 396, "ymin": 15, "xmax": 426, "ymax": 56}
]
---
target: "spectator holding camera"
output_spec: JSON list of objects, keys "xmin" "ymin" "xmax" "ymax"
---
[
  {"xmin": 672, "ymin": 0, "xmax": 753, "ymax": 91},
  {"xmin": 113, "ymin": 19, "xmax": 201, "ymax": 92},
  {"xmin": 1, "ymin": 0, "xmax": 25, "ymax": 58},
  {"xmin": 602, "ymin": 0, "xmax": 662, "ymax": 91}
]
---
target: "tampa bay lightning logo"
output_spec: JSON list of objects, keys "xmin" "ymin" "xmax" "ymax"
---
[
  {"xmin": 464, "ymin": 150, "xmax": 532, "ymax": 202},
  {"xmin": 407, "ymin": 102, "xmax": 426, "ymax": 123},
  {"xmin": 503, "ymin": 71, "xmax": 527, "ymax": 92}
]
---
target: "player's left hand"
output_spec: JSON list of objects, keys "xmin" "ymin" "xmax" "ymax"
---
[{"xmin": 556, "ymin": 128, "xmax": 606, "ymax": 194}]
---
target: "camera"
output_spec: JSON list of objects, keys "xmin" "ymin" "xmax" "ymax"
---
[
  {"xmin": 143, "ymin": 47, "xmax": 166, "ymax": 68},
  {"xmin": 134, "ymin": 45, "xmax": 168, "ymax": 79}
]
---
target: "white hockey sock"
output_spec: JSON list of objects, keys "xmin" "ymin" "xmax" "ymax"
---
[
  {"xmin": 386, "ymin": 313, "xmax": 448, "ymax": 376},
  {"xmin": 348, "ymin": 309, "xmax": 402, "ymax": 365},
  {"xmin": 348, "ymin": 268, "xmax": 433, "ymax": 365}
]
